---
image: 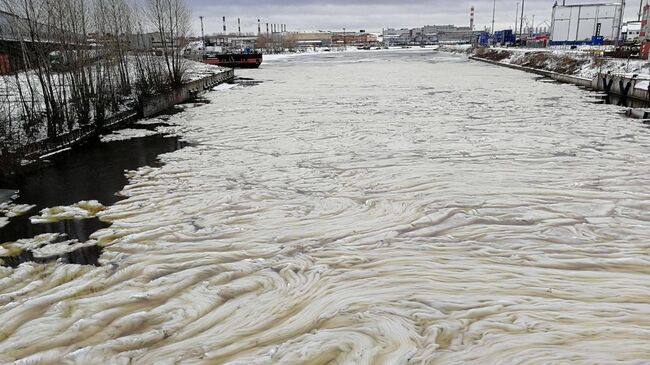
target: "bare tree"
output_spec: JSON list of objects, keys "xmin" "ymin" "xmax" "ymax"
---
[
  {"xmin": 0, "ymin": 0, "xmax": 196, "ymax": 163},
  {"xmin": 145, "ymin": 0, "xmax": 190, "ymax": 87}
]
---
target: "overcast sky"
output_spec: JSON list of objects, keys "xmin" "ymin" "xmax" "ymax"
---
[{"xmin": 189, "ymin": 0, "xmax": 643, "ymax": 35}]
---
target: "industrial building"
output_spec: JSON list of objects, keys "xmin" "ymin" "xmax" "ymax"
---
[
  {"xmin": 550, "ymin": 2, "xmax": 624, "ymax": 45},
  {"xmin": 383, "ymin": 25, "xmax": 479, "ymax": 45},
  {"xmin": 331, "ymin": 31, "xmax": 378, "ymax": 46},
  {"xmin": 424, "ymin": 25, "xmax": 477, "ymax": 43},
  {"xmin": 285, "ymin": 32, "xmax": 333, "ymax": 48},
  {"xmin": 382, "ymin": 28, "xmax": 412, "ymax": 45},
  {"xmin": 622, "ymin": 21, "xmax": 642, "ymax": 42}
]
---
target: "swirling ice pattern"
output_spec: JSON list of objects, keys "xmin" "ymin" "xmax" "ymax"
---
[{"xmin": 2, "ymin": 50, "xmax": 650, "ymax": 364}]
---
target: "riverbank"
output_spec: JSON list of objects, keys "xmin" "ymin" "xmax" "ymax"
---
[
  {"xmin": 2, "ymin": 49, "xmax": 649, "ymax": 363},
  {"xmin": 439, "ymin": 45, "xmax": 650, "ymax": 79},
  {"xmin": 0, "ymin": 65, "xmax": 234, "ymax": 178}
]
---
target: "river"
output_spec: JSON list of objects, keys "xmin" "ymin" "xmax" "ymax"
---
[{"xmin": 1, "ymin": 49, "xmax": 650, "ymax": 364}]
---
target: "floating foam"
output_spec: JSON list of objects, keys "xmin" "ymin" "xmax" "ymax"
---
[
  {"xmin": 100, "ymin": 128, "xmax": 158, "ymax": 143},
  {"xmin": 212, "ymin": 83, "xmax": 238, "ymax": 92},
  {"xmin": 30, "ymin": 200, "xmax": 105, "ymax": 224},
  {"xmin": 5, "ymin": 204, "xmax": 35, "ymax": 218}
]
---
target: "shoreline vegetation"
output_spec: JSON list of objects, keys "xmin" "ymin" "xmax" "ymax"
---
[
  {"xmin": 438, "ymin": 45, "xmax": 650, "ymax": 80},
  {"xmin": 0, "ymin": 0, "xmax": 220, "ymax": 176}
]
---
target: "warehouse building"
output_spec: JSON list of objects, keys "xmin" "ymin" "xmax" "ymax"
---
[{"xmin": 550, "ymin": 2, "xmax": 624, "ymax": 45}]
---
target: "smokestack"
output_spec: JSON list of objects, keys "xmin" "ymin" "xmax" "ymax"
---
[
  {"xmin": 266, "ymin": 23, "xmax": 269, "ymax": 36},
  {"xmin": 258, "ymin": 19, "xmax": 261, "ymax": 35},
  {"xmin": 223, "ymin": 16, "xmax": 226, "ymax": 34},
  {"xmin": 470, "ymin": 6, "xmax": 475, "ymax": 30},
  {"xmin": 238, "ymin": 18, "xmax": 241, "ymax": 36}
]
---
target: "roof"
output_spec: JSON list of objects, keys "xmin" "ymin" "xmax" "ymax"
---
[{"xmin": 553, "ymin": 2, "xmax": 622, "ymax": 8}]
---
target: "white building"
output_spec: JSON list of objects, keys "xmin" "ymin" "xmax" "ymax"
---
[
  {"xmin": 622, "ymin": 21, "xmax": 642, "ymax": 42},
  {"xmin": 550, "ymin": 2, "xmax": 623, "ymax": 44}
]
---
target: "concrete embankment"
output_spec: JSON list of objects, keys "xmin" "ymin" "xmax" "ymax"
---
[
  {"xmin": 457, "ymin": 47, "xmax": 650, "ymax": 105},
  {"xmin": 142, "ymin": 69, "xmax": 235, "ymax": 117},
  {"xmin": 469, "ymin": 56, "xmax": 593, "ymax": 88}
]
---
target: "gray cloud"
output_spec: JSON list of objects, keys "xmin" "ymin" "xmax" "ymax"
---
[{"xmin": 189, "ymin": 0, "xmax": 641, "ymax": 35}]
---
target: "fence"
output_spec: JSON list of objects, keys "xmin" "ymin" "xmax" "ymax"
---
[{"xmin": 1, "ymin": 69, "xmax": 234, "ymax": 175}]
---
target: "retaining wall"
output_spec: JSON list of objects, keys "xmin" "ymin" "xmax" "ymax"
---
[
  {"xmin": 469, "ymin": 55, "xmax": 650, "ymax": 105},
  {"xmin": 593, "ymin": 73, "xmax": 650, "ymax": 102},
  {"xmin": 142, "ymin": 69, "xmax": 235, "ymax": 118}
]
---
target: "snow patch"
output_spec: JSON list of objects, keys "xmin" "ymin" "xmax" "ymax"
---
[{"xmin": 184, "ymin": 60, "xmax": 229, "ymax": 82}]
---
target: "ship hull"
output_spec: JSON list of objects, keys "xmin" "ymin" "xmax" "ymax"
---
[{"xmin": 203, "ymin": 53, "xmax": 263, "ymax": 69}]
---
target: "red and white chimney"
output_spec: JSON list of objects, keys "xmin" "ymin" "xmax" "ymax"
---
[{"xmin": 470, "ymin": 6, "xmax": 475, "ymax": 30}]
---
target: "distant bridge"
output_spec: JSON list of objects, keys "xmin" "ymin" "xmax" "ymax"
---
[{"xmin": 0, "ymin": 10, "xmax": 81, "ymax": 73}]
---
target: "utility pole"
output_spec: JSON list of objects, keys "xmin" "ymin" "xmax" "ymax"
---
[
  {"xmin": 515, "ymin": 3, "xmax": 519, "ymax": 39},
  {"xmin": 615, "ymin": 0, "xmax": 625, "ymax": 46},
  {"xmin": 639, "ymin": 0, "xmax": 644, "ymax": 21},
  {"xmin": 519, "ymin": 0, "xmax": 525, "ymax": 46},
  {"xmin": 491, "ymin": 0, "xmax": 496, "ymax": 35},
  {"xmin": 531, "ymin": 15, "xmax": 535, "ymax": 35},
  {"xmin": 343, "ymin": 27, "xmax": 346, "ymax": 49}
]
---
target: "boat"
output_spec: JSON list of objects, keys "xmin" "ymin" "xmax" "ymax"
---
[{"xmin": 202, "ymin": 52, "xmax": 263, "ymax": 69}]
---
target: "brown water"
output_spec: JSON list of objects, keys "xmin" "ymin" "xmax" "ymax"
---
[{"xmin": 1, "ymin": 50, "xmax": 650, "ymax": 364}]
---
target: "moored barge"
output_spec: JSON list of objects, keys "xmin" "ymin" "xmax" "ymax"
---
[{"xmin": 203, "ymin": 52, "xmax": 263, "ymax": 69}]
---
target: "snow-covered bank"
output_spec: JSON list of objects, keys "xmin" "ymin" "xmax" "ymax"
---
[
  {"xmin": 1, "ymin": 62, "xmax": 233, "ymax": 177},
  {"xmin": 183, "ymin": 60, "xmax": 228, "ymax": 82},
  {"xmin": 0, "ymin": 59, "xmax": 226, "ymax": 153},
  {"xmin": 440, "ymin": 45, "xmax": 650, "ymax": 80}
]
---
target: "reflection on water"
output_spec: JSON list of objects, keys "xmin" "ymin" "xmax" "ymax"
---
[
  {"xmin": 1, "ymin": 242, "xmax": 102, "ymax": 268},
  {"xmin": 2, "ymin": 50, "xmax": 650, "ymax": 363},
  {"xmin": 0, "ymin": 134, "xmax": 184, "ymax": 244},
  {"xmin": 592, "ymin": 92, "xmax": 650, "ymax": 108}
]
